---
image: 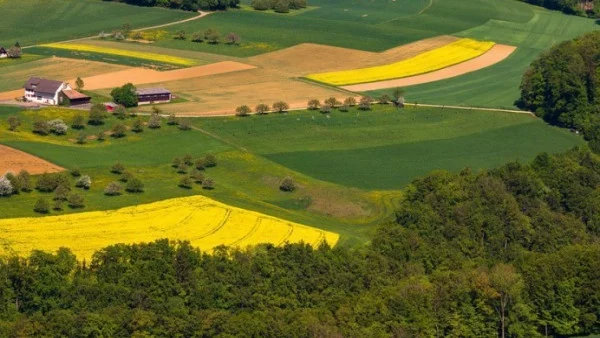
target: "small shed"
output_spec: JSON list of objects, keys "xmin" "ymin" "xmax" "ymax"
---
[
  {"xmin": 60, "ymin": 90, "xmax": 91, "ymax": 106},
  {"xmin": 136, "ymin": 87, "xmax": 171, "ymax": 105},
  {"xmin": 0, "ymin": 47, "xmax": 7, "ymax": 58}
]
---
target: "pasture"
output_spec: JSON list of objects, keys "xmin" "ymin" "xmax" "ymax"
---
[
  {"xmin": 0, "ymin": 0, "xmax": 195, "ymax": 47},
  {"xmin": 0, "ymin": 195, "xmax": 339, "ymax": 260}
]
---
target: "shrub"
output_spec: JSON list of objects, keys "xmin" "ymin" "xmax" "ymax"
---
[
  {"xmin": 97, "ymin": 131, "xmax": 106, "ymax": 141},
  {"xmin": 67, "ymin": 193, "xmax": 85, "ymax": 208},
  {"xmin": 53, "ymin": 184, "xmax": 70, "ymax": 201},
  {"xmin": 114, "ymin": 105, "xmax": 127, "ymax": 120},
  {"xmin": 178, "ymin": 118, "xmax": 192, "ymax": 131},
  {"xmin": 111, "ymin": 124, "xmax": 127, "ymax": 138},
  {"xmin": 307, "ymin": 99, "xmax": 320, "ymax": 110},
  {"xmin": 47, "ymin": 119, "xmax": 68, "ymax": 135},
  {"xmin": 358, "ymin": 96, "xmax": 373, "ymax": 110},
  {"xmin": 110, "ymin": 83, "xmax": 138, "ymax": 107},
  {"xmin": 70, "ymin": 168, "xmax": 81, "ymax": 177},
  {"xmin": 191, "ymin": 32, "xmax": 204, "ymax": 43},
  {"xmin": 279, "ymin": 176, "xmax": 296, "ymax": 192},
  {"xmin": 110, "ymin": 162, "xmax": 126, "ymax": 174},
  {"xmin": 120, "ymin": 171, "xmax": 134, "ymax": 183},
  {"xmin": 204, "ymin": 154, "xmax": 217, "ymax": 168},
  {"xmin": 289, "ymin": 0, "xmax": 306, "ymax": 9},
  {"xmin": 0, "ymin": 177, "xmax": 13, "ymax": 197},
  {"xmin": 32, "ymin": 119, "xmax": 50, "ymax": 135},
  {"xmin": 75, "ymin": 175, "xmax": 92, "ymax": 189},
  {"xmin": 344, "ymin": 97, "xmax": 357, "ymax": 106},
  {"xmin": 204, "ymin": 29, "xmax": 220, "ymax": 44},
  {"xmin": 274, "ymin": 0, "xmax": 290, "ymax": 13},
  {"xmin": 179, "ymin": 176, "xmax": 193, "ymax": 189},
  {"xmin": 104, "ymin": 181, "xmax": 123, "ymax": 196},
  {"xmin": 202, "ymin": 178, "xmax": 215, "ymax": 190},
  {"xmin": 132, "ymin": 117, "xmax": 144, "ymax": 133},
  {"xmin": 53, "ymin": 200, "xmax": 64, "ymax": 211},
  {"xmin": 17, "ymin": 170, "xmax": 32, "ymax": 192},
  {"xmin": 148, "ymin": 114, "xmax": 161, "ymax": 129},
  {"xmin": 126, "ymin": 178, "xmax": 144, "ymax": 193},
  {"xmin": 190, "ymin": 170, "xmax": 204, "ymax": 183},
  {"xmin": 320, "ymin": 103, "xmax": 332, "ymax": 114},
  {"xmin": 225, "ymin": 32, "xmax": 241, "ymax": 45},
  {"xmin": 172, "ymin": 157, "xmax": 182, "ymax": 168},
  {"xmin": 71, "ymin": 114, "xmax": 85, "ymax": 130},
  {"xmin": 4, "ymin": 173, "xmax": 20, "ymax": 194},
  {"xmin": 255, "ymin": 103, "xmax": 270, "ymax": 115},
  {"xmin": 195, "ymin": 158, "xmax": 205, "ymax": 170},
  {"xmin": 34, "ymin": 198, "xmax": 50, "ymax": 214},
  {"xmin": 324, "ymin": 97, "xmax": 340, "ymax": 108},
  {"xmin": 88, "ymin": 104, "xmax": 108, "ymax": 125},
  {"xmin": 339, "ymin": 104, "xmax": 349, "ymax": 112},
  {"xmin": 379, "ymin": 94, "xmax": 391, "ymax": 104},
  {"xmin": 36, "ymin": 173, "xmax": 70, "ymax": 192},
  {"xmin": 7, "ymin": 116, "xmax": 20, "ymax": 131},
  {"xmin": 174, "ymin": 30, "xmax": 187, "ymax": 40},
  {"xmin": 235, "ymin": 105, "xmax": 252, "ymax": 117},
  {"xmin": 76, "ymin": 131, "xmax": 87, "ymax": 145},
  {"xmin": 251, "ymin": 0, "xmax": 270, "ymax": 10},
  {"xmin": 177, "ymin": 162, "xmax": 188, "ymax": 174},
  {"xmin": 167, "ymin": 114, "xmax": 178, "ymax": 125},
  {"xmin": 272, "ymin": 101, "xmax": 289, "ymax": 113}
]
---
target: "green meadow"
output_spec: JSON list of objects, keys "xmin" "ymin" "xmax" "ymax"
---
[{"xmin": 0, "ymin": 105, "xmax": 583, "ymax": 244}]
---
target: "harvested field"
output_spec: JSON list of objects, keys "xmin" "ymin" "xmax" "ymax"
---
[
  {"xmin": 0, "ymin": 195, "xmax": 339, "ymax": 260},
  {"xmin": 0, "ymin": 144, "xmax": 64, "ymax": 175},
  {"xmin": 342, "ymin": 44, "xmax": 517, "ymax": 91},
  {"xmin": 247, "ymin": 36, "xmax": 458, "ymax": 75},
  {"xmin": 66, "ymin": 61, "xmax": 256, "ymax": 90}
]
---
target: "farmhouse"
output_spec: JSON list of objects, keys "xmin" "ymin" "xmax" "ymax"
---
[
  {"xmin": 136, "ymin": 87, "xmax": 172, "ymax": 105},
  {"xmin": 0, "ymin": 47, "xmax": 6, "ymax": 58},
  {"xmin": 24, "ymin": 77, "xmax": 89, "ymax": 106}
]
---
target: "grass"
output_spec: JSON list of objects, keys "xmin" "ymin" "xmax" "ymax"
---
[
  {"xmin": 0, "ymin": 54, "xmax": 46, "ymax": 68},
  {"xmin": 0, "ymin": 0, "xmax": 195, "ymax": 47}
]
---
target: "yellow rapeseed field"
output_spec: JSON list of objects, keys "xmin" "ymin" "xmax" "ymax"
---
[
  {"xmin": 41, "ymin": 43, "xmax": 197, "ymax": 66},
  {"xmin": 0, "ymin": 196, "xmax": 339, "ymax": 260},
  {"xmin": 306, "ymin": 38, "xmax": 495, "ymax": 86}
]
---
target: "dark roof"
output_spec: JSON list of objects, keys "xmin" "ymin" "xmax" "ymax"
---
[
  {"xmin": 62, "ymin": 90, "xmax": 90, "ymax": 100},
  {"xmin": 24, "ymin": 77, "xmax": 64, "ymax": 95},
  {"xmin": 0, "ymin": 47, "xmax": 6, "ymax": 54},
  {"xmin": 136, "ymin": 87, "xmax": 171, "ymax": 96}
]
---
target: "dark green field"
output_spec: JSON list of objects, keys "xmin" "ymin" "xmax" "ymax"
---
[
  {"xmin": 0, "ymin": 0, "xmax": 195, "ymax": 47},
  {"xmin": 0, "ymin": 105, "xmax": 583, "ymax": 244}
]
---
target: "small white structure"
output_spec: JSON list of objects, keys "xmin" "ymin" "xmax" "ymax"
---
[
  {"xmin": 24, "ymin": 77, "xmax": 71, "ymax": 105},
  {"xmin": 0, "ymin": 47, "xmax": 7, "ymax": 58}
]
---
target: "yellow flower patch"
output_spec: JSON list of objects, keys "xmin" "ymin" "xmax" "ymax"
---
[
  {"xmin": 0, "ymin": 195, "xmax": 339, "ymax": 260},
  {"xmin": 306, "ymin": 38, "xmax": 495, "ymax": 86},
  {"xmin": 41, "ymin": 43, "xmax": 197, "ymax": 66}
]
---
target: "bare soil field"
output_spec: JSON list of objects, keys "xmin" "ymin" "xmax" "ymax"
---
[
  {"xmin": 67, "ymin": 61, "xmax": 256, "ymax": 90},
  {"xmin": 248, "ymin": 36, "xmax": 458, "ymax": 75},
  {"xmin": 341, "ymin": 44, "xmax": 517, "ymax": 91},
  {"xmin": 0, "ymin": 144, "xmax": 64, "ymax": 175}
]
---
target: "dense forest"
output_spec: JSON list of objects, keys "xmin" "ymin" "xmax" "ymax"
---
[
  {"xmin": 101, "ymin": 0, "xmax": 240, "ymax": 11},
  {"xmin": 0, "ymin": 147, "xmax": 598, "ymax": 337},
  {"xmin": 518, "ymin": 31, "xmax": 600, "ymax": 151},
  {"xmin": 518, "ymin": 0, "xmax": 599, "ymax": 17}
]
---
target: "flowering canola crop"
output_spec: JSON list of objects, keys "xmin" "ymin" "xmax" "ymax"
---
[
  {"xmin": 0, "ymin": 196, "xmax": 339, "ymax": 260},
  {"xmin": 41, "ymin": 43, "xmax": 197, "ymax": 66},
  {"xmin": 306, "ymin": 38, "xmax": 495, "ymax": 86}
]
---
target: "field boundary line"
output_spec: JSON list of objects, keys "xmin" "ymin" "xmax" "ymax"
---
[
  {"xmin": 189, "ymin": 125, "xmax": 249, "ymax": 152},
  {"xmin": 23, "ymin": 11, "xmax": 211, "ymax": 49},
  {"xmin": 406, "ymin": 103, "xmax": 535, "ymax": 116},
  {"xmin": 419, "ymin": 0, "xmax": 434, "ymax": 14}
]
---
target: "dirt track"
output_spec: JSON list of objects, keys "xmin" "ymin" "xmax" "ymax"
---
[
  {"xmin": 0, "ymin": 145, "xmax": 64, "ymax": 176},
  {"xmin": 340, "ymin": 44, "xmax": 517, "ymax": 91}
]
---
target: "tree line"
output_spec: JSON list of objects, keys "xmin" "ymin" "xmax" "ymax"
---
[
  {"xmin": 102, "ymin": 0, "xmax": 240, "ymax": 11},
  {"xmin": 0, "ymin": 147, "xmax": 598, "ymax": 337},
  {"xmin": 518, "ymin": 0, "xmax": 599, "ymax": 17}
]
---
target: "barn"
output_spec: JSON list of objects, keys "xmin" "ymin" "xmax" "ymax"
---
[
  {"xmin": 60, "ymin": 90, "xmax": 91, "ymax": 106},
  {"xmin": 136, "ymin": 88, "xmax": 172, "ymax": 105}
]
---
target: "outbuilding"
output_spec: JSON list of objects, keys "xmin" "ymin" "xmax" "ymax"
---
[
  {"xmin": 60, "ymin": 90, "xmax": 91, "ymax": 106},
  {"xmin": 136, "ymin": 87, "xmax": 172, "ymax": 105},
  {"xmin": 0, "ymin": 47, "xmax": 7, "ymax": 58}
]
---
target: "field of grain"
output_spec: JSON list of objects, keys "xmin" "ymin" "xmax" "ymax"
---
[
  {"xmin": 306, "ymin": 38, "xmax": 495, "ymax": 86},
  {"xmin": 0, "ymin": 195, "xmax": 339, "ymax": 260},
  {"xmin": 0, "ymin": 144, "xmax": 64, "ymax": 175}
]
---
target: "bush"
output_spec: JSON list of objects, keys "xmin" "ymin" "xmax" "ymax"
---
[
  {"xmin": 182, "ymin": 154, "xmax": 193, "ymax": 166},
  {"xmin": 76, "ymin": 131, "xmax": 87, "ymax": 145},
  {"xmin": 72, "ymin": 114, "xmax": 85, "ymax": 130},
  {"xmin": 177, "ymin": 162, "xmax": 188, "ymax": 174},
  {"xmin": 167, "ymin": 114, "xmax": 178, "ymax": 125},
  {"xmin": 114, "ymin": 105, "xmax": 127, "ymax": 120},
  {"xmin": 7, "ymin": 116, "xmax": 20, "ymax": 131},
  {"xmin": 178, "ymin": 118, "xmax": 192, "ymax": 131},
  {"xmin": 36, "ymin": 173, "xmax": 70, "ymax": 192},
  {"xmin": 179, "ymin": 176, "xmax": 193, "ymax": 189},
  {"xmin": 255, "ymin": 103, "xmax": 270, "ymax": 114},
  {"xmin": 235, "ymin": 105, "xmax": 252, "ymax": 117},
  {"xmin": 172, "ymin": 157, "xmax": 182, "ymax": 168},
  {"xmin": 104, "ymin": 182, "xmax": 123, "ymax": 196},
  {"xmin": 272, "ymin": 101, "xmax": 289, "ymax": 113},
  {"xmin": 378, "ymin": 94, "xmax": 391, "ymax": 104},
  {"xmin": 324, "ymin": 97, "xmax": 340, "ymax": 108},
  {"xmin": 202, "ymin": 178, "xmax": 215, "ymax": 190},
  {"xmin": 34, "ymin": 198, "xmax": 50, "ymax": 214},
  {"xmin": 17, "ymin": 170, "xmax": 32, "ymax": 192},
  {"xmin": 97, "ymin": 131, "xmax": 106, "ymax": 142},
  {"xmin": 75, "ymin": 175, "xmax": 92, "ymax": 189},
  {"xmin": 4, "ymin": 173, "xmax": 20, "ymax": 194},
  {"xmin": 88, "ymin": 104, "xmax": 108, "ymax": 125},
  {"xmin": 110, "ymin": 163, "xmax": 126, "ymax": 174},
  {"xmin": 251, "ymin": 0, "xmax": 270, "ymax": 10},
  {"xmin": 67, "ymin": 193, "xmax": 85, "ymax": 208},
  {"xmin": 120, "ymin": 171, "xmax": 134, "ymax": 183},
  {"xmin": 0, "ymin": 177, "xmax": 13, "ymax": 197},
  {"xmin": 225, "ymin": 32, "xmax": 241, "ymax": 45},
  {"xmin": 70, "ymin": 168, "xmax": 81, "ymax": 177},
  {"xmin": 307, "ymin": 99, "xmax": 320, "ymax": 110},
  {"xmin": 48, "ymin": 119, "xmax": 68, "ymax": 135},
  {"xmin": 320, "ymin": 103, "xmax": 332, "ymax": 114},
  {"xmin": 339, "ymin": 104, "xmax": 349, "ymax": 112},
  {"xmin": 148, "ymin": 114, "xmax": 161, "ymax": 129},
  {"xmin": 274, "ymin": 0, "xmax": 290, "ymax": 13},
  {"xmin": 191, "ymin": 32, "xmax": 204, "ymax": 42},
  {"xmin": 204, "ymin": 29, "xmax": 220, "ymax": 44},
  {"xmin": 110, "ymin": 83, "xmax": 138, "ymax": 107},
  {"xmin": 53, "ymin": 200, "xmax": 64, "ymax": 211},
  {"xmin": 174, "ymin": 30, "xmax": 187, "ymax": 40},
  {"xmin": 111, "ymin": 124, "xmax": 127, "ymax": 138},
  {"xmin": 204, "ymin": 154, "xmax": 217, "ymax": 167},
  {"xmin": 344, "ymin": 97, "xmax": 357, "ymax": 106},
  {"xmin": 126, "ymin": 178, "xmax": 144, "ymax": 193},
  {"xmin": 195, "ymin": 158, "xmax": 205, "ymax": 170},
  {"xmin": 190, "ymin": 170, "xmax": 204, "ymax": 183},
  {"xmin": 132, "ymin": 117, "xmax": 144, "ymax": 133},
  {"xmin": 279, "ymin": 176, "xmax": 296, "ymax": 192},
  {"xmin": 358, "ymin": 96, "xmax": 373, "ymax": 110},
  {"xmin": 53, "ymin": 184, "xmax": 70, "ymax": 201},
  {"xmin": 32, "ymin": 119, "xmax": 50, "ymax": 135}
]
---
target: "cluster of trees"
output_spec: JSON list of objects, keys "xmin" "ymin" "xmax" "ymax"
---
[
  {"xmin": 251, "ymin": 0, "xmax": 306, "ymax": 13},
  {"xmin": 0, "ymin": 147, "xmax": 598, "ymax": 336},
  {"xmin": 111, "ymin": 83, "xmax": 138, "ymax": 108},
  {"xmin": 174, "ymin": 29, "xmax": 240, "ymax": 45},
  {"xmin": 2, "ymin": 42, "xmax": 22, "ymax": 58},
  {"xmin": 517, "ymin": 31, "xmax": 600, "ymax": 151},
  {"xmin": 235, "ymin": 101, "xmax": 290, "ymax": 116},
  {"xmin": 30, "ymin": 171, "xmax": 90, "ymax": 213},
  {"xmin": 105, "ymin": 163, "xmax": 144, "ymax": 195},
  {"xmin": 518, "ymin": 0, "xmax": 599, "ymax": 17},
  {"xmin": 102, "ymin": 0, "xmax": 240, "ymax": 11},
  {"xmin": 172, "ymin": 154, "xmax": 217, "ymax": 189}
]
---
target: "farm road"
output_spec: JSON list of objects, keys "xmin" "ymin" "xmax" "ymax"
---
[{"xmin": 22, "ymin": 11, "xmax": 212, "ymax": 49}]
